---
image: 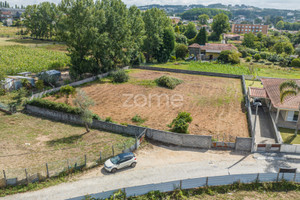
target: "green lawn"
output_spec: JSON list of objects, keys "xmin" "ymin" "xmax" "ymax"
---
[
  {"xmin": 147, "ymin": 61, "xmax": 300, "ymax": 79},
  {"xmin": 245, "ymin": 80, "xmax": 263, "ymax": 89},
  {"xmin": 280, "ymin": 128, "xmax": 300, "ymax": 144}
]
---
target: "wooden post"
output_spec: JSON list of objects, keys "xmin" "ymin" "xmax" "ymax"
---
[
  {"xmin": 3, "ymin": 170, "xmax": 6, "ymax": 186},
  {"xmin": 180, "ymin": 180, "xmax": 182, "ymax": 190},
  {"xmin": 123, "ymin": 188, "xmax": 126, "ymax": 200},
  {"xmin": 206, "ymin": 177, "xmax": 208, "ymax": 187},
  {"xmin": 276, "ymin": 172, "xmax": 280, "ymax": 182},
  {"xmin": 84, "ymin": 155, "xmax": 87, "ymax": 166},
  {"xmin": 100, "ymin": 151, "xmax": 102, "ymax": 163},
  {"xmin": 112, "ymin": 145, "xmax": 114, "ymax": 156},
  {"xmin": 293, "ymin": 172, "xmax": 297, "ymax": 182},
  {"xmin": 46, "ymin": 163, "xmax": 49, "ymax": 178},
  {"xmin": 25, "ymin": 168, "xmax": 29, "ymax": 184},
  {"xmin": 256, "ymin": 173, "xmax": 260, "ymax": 182}
]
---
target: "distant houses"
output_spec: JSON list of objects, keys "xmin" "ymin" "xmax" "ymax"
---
[{"xmin": 188, "ymin": 43, "xmax": 238, "ymax": 61}]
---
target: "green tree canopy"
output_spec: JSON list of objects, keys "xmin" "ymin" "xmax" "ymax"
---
[
  {"xmin": 198, "ymin": 14, "xmax": 209, "ymax": 25},
  {"xmin": 211, "ymin": 13, "xmax": 230, "ymax": 41},
  {"xmin": 242, "ymin": 33, "xmax": 256, "ymax": 48},
  {"xmin": 184, "ymin": 22, "xmax": 197, "ymax": 39},
  {"xmin": 194, "ymin": 27, "xmax": 207, "ymax": 45}
]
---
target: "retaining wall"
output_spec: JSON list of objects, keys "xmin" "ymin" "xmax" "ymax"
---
[
  {"xmin": 26, "ymin": 105, "xmax": 251, "ymax": 151},
  {"xmin": 280, "ymin": 144, "xmax": 300, "ymax": 154}
]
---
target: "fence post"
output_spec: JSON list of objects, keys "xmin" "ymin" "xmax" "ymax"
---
[
  {"xmin": 85, "ymin": 155, "xmax": 87, "ymax": 166},
  {"xmin": 293, "ymin": 173, "xmax": 297, "ymax": 182},
  {"xmin": 256, "ymin": 173, "xmax": 260, "ymax": 182},
  {"xmin": 25, "ymin": 168, "xmax": 29, "ymax": 184},
  {"xmin": 135, "ymin": 136, "xmax": 138, "ymax": 150},
  {"xmin": 112, "ymin": 145, "xmax": 114, "ymax": 156},
  {"xmin": 180, "ymin": 180, "xmax": 182, "ymax": 190},
  {"xmin": 276, "ymin": 172, "xmax": 280, "ymax": 182},
  {"xmin": 3, "ymin": 170, "xmax": 6, "ymax": 187},
  {"xmin": 206, "ymin": 177, "xmax": 208, "ymax": 187},
  {"xmin": 46, "ymin": 163, "xmax": 49, "ymax": 178},
  {"xmin": 123, "ymin": 188, "xmax": 126, "ymax": 200},
  {"xmin": 100, "ymin": 151, "xmax": 102, "ymax": 163}
]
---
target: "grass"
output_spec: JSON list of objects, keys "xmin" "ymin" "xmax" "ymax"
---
[
  {"xmin": 0, "ymin": 112, "xmax": 135, "ymax": 170},
  {"xmin": 245, "ymin": 80, "xmax": 263, "ymax": 88},
  {"xmin": 0, "ymin": 45, "xmax": 70, "ymax": 74},
  {"xmin": 0, "ymin": 26, "xmax": 25, "ymax": 37},
  {"xmin": 131, "ymin": 114, "xmax": 146, "ymax": 125},
  {"xmin": 280, "ymin": 128, "xmax": 300, "ymax": 144},
  {"xmin": 147, "ymin": 61, "xmax": 300, "ymax": 79}
]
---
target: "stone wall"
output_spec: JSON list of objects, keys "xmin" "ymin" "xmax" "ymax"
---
[{"xmin": 235, "ymin": 137, "xmax": 252, "ymax": 151}]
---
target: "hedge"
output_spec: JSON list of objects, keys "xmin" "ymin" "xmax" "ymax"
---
[{"xmin": 27, "ymin": 99, "xmax": 101, "ymax": 120}]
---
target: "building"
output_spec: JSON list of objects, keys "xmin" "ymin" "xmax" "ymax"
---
[
  {"xmin": 223, "ymin": 34, "xmax": 243, "ymax": 41},
  {"xmin": 169, "ymin": 15, "xmax": 181, "ymax": 24},
  {"xmin": 248, "ymin": 78, "xmax": 300, "ymax": 131},
  {"xmin": 188, "ymin": 43, "xmax": 238, "ymax": 61},
  {"xmin": 232, "ymin": 24, "xmax": 268, "ymax": 34}
]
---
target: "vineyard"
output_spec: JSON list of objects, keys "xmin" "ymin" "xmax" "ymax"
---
[{"xmin": 0, "ymin": 45, "xmax": 70, "ymax": 75}]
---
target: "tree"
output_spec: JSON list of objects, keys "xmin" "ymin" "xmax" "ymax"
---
[
  {"xmin": 217, "ymin": 50, "xmax": 241, "ymax": 64},
  {"xmin": 73, "ymin": 89, "xmax": 95, "ymax": 133},
  {"xmin": 198, "ymin": 14, "xmax": 209, "ymax": 25},
  {"xmin": 274, "ymin": 42, "xmax": 294, "ymax": 55},
  {"xmin": 175, "ymin": 33, "xmax": 187, "ymax": 45},
  {"xmin": 157, "ymin": 27, "xmax": 175, "ymax": 63},
  {"xmin": 242, "ymin": 33, "xmax": 255, "ymax": 48},
  {"xmin": 211, "ymin": 13, "xmax": 230, "ymax": 41},
  {"xmin": 295, "ymin": 46, "xmax": 300, "ymax": 57},
  {"xmin": 280, "ymin": 80, "xmax": 300, "ymax": 135},
  {"xmin": 174, "ymin": 25, "xmax": 180, "ymax": 33},
  {"xmin": 184, "ymin": 22, "xmax": 197, "ymax": 39},
  {"xmin": 168, "ymin": 112, "xmax": 193, "ymax": 134},
  {"xmin": 142, "ymin": 8, "xmax": 171, "ymax": 62},
  {"xmin": 291, "ymin": 58, "xmax": 300, "ymax": 68},
  {"xmin": 276, "ymin": 20, "xmax": 284, "ymax": 30},
  {"xmin": 175, "ymin": 44, "xmax": 188, "ymax": 60},
  {"xmin": 60, "ymin": 85, "xmax": 76, "ymax": 105},
  {"xmin": 194, "ymin": 27, "xmax": 207, "ymax": 45}
]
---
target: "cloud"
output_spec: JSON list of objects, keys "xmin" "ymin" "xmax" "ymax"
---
[{"xmin": 7, "ymin": 0, "xmax": 300, "ymax": 10}]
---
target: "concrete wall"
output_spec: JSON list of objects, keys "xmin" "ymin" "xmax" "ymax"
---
[
  {"xmin": 235, "ymin": 137, "xmax": 252, "ymax": 151},
  {"xmin": 147, "ymin": 128, "xmax": 212, "ymax": 149},
  {"xmin": 280, "ymin": 144, "xmax": 300, "ymax": 154}
]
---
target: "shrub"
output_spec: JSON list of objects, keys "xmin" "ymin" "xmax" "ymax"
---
[
  {"xmin": 218, "ymin": 50, "xmax": 241, "ymax": 64},
  {"xmin": 260, "ymin": 52, "xmax": 270, "ymax": 59},
  {"xmin": 35, "ymin": 80, "xmax": 45, "ymax": 91},
  {"xmin": 254, "ymin": 54, "xmax": 261, "ymax": 61},
  {"xmin": 170, "ymin": 56, "xmax": 176, "ymax": 62},
  {"xmin": 155, "ymin": 76, "xmax": 183, "ymax": 89},
  {"xmin": 175, "ymin": 44, "xmax": 189, "ymax": 60},
  {"xmin": 27, "ymin": 99, "xmax": 100, "ymax": 120},
  {"xmin": 110, "ymin": 69, "xmax": 129, "ymax": 83},
  {"xmin": 291, "ymin": 58, "xmax": 300, "ymax": 68},
  {"xmin": 0, "ymin": 88, "xmax": 5, "ymax": 96},
  {"xmin": 131, "ymin": 114, "xmax": 146, "ymax": 124},
  {"xmin": 50, "ymin": 61, "xmax": 66, "ymax": 71},
  {"xmin": 21, "ymin": 79, "xmax": 31, "ymax": 89},
  {"xmin": 168, "ymin": 112, "xmax": 193, "ymax": 134},
  {"xmin": 245, "ymin": 57, "xmax": 251, "ymax": 62}
]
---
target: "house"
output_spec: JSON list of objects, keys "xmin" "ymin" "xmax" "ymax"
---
[
  {"xmin": 232, "ymin": 24, "xmax": 268, "ymax": 35},
  {"xmin": 3, "ymin": 76, "xmax": 35, "ymax": 91},
  {"xmin": 248, "ymin": 78, "xmax": 300, "ymax": 130},
  {"xmin": 169, "ymin": 15, "xmax": 181, "ymax": 24},
  {"xmin": 188, "ymin": 43, "xmax": 238, "ymax": 61},
  {"xmin": 223, "ymin": 34, "xmax": 243, "ymax": 41}
]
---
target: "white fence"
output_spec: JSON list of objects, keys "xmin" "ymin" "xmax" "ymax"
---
[{"xmin": 68, "ymin": 172, "xmax": 300, "ymax": 200}]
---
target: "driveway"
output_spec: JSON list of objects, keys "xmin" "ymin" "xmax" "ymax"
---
[
  {"xmin": 2, "ymin": 143, "xmax": 300, "ymax": 200},
  {"xmin": 251, "ymin": 106, "xmax": 276, "ymax": 144}
]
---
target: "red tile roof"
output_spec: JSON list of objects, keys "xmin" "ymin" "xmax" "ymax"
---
[
  {"xmin": 201, "ymin": 43, "xmax": 237, "ymax": 52},
  {"xmin": 249, "ymin": 87, "xmax": 268, "ymax": 99},
  {"xmin": 261, "ymin": 78, "xmax": 300, "ymax": 110},
  {"xmin": 188, "ymin": 43, "xmax": 201, "ymax": 48}
]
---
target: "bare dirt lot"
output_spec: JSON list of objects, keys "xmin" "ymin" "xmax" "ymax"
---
[{"xmin": 47, "ymin": 69, "xmax": 249, "ymax": 140}]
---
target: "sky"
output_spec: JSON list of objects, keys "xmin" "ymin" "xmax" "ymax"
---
[{"xmin": 6, "ymin": 0, "xmax": 300, "ymax": 10}]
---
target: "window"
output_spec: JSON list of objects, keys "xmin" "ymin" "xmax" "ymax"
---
[
  {"xmin": 294, "ymin": 111, "xmax": 299, "ymax": 122},
  {"xmin": 287, "ymin": 111, "xmax": 299, "ymax": 122}
]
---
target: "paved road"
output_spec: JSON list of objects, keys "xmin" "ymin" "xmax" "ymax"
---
[
  {"xmin": 2, "ymin": 145, "xmax": 300, "ymax": 200},
  {"xmin": 251, "ymin": 106, "xmax": 276, "ymax": 144}
]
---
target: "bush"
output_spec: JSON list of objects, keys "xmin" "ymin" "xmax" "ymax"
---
[
  {"xmin": 105, "ymin": 117, "xmax": 113, "ymax": 123},
  {"xmin": 35, "ymin": 80, "xmax": 45, "ymax": 91},
  {"xmin": 50, "ymin": 61, "xmax": 66, "ymax": 71},
  {"xmin": 110, "ymin": 69, "xmax": 129, "ymax": 83},
  {"xmin": 175, "ymin": 44, "xmax": 188, "ymax": 60},
  {"xmin": 27, "ymin": 99, "xmax": 100, "ymax": 120},
  {"xmin": 155, "ymin": 76, "xmax": 183, "ymax": 89},
  {"xmin": 168, "ymin": 112, "xmax": 193, "ymax": 134},
  {"xmin": 254, "ymin": 54, "xmax": 261, "ymax": 61},
  {"xmin": 170, "ymin": 56, "xmax": 176, "ymax": 62},
  {"xmin": 21, "ymin": 79, "xmax": 31, "ymax": 89},
  {"xmin": 245, "ymin": 57, "xmax": 251, "ymax": 62},
  {"xmin": 0, "ymin": 88, "xmax": 5, "ymax": 96},
  {"xmin": 218, "ymin": 50, "xmax": 241, "ymax": 64},
  {"xmin": 291, "ymin": 58, "xmax": 300, "ymax": 68},
  {"xmin": 131, "ymin": 114, "xmax": 146, "ymax": 124}
]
